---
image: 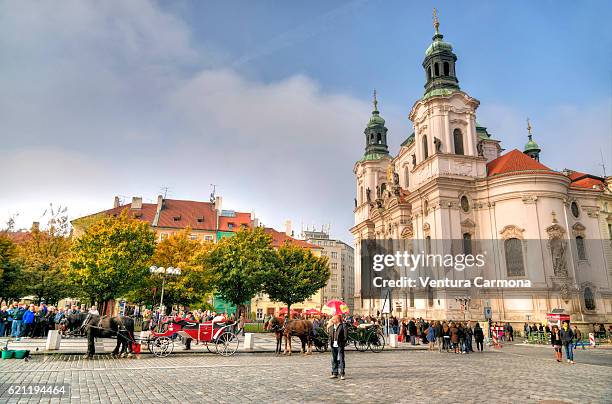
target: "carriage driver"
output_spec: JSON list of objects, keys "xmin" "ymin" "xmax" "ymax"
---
[{"xmin": 328, "ymin": 315, "xmax": 348, "ymax": 380}]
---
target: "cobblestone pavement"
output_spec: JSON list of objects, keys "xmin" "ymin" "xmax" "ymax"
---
[{"xmin": 1, "ymin": 345, "xmax": 611, "ymax": 403}]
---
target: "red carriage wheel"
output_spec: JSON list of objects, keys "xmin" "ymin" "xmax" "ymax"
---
[{"xmin": 215, "ymin": 332, "xmax": 239, "ymax": 356}]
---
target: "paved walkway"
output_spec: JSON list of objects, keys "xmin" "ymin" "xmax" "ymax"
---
[
  {"xmin": 1, "ymin": 344, "xmax": 610, "ymax": 403},
  {"xmin": 1, "ymin": 334, "xmax": 427, "ymax": 355}
]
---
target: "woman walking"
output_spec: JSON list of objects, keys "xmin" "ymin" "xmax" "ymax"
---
[
  {"xmin": 551, "ymin": 325, "xmax": 563, "ymax": 362},
  {"xmin": 426, "ymin": 321, "xmax": 436, "ymax": 351}
]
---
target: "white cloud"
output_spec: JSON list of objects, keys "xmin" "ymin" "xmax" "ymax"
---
[{"xmin": 478, "ymin": 99, "xmax": 611, "ymax": 175}]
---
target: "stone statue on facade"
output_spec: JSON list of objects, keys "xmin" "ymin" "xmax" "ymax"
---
[
  {"xmin": 477, "ymin": 140, "xmax": 484, "ymax": 157},
  {"xmin": 433, "ymin": 137, "xmax": 442, "ymax": 153},
  {"xmin": 550, "ymin": 238, "xmax": 568, "ymax": 278},
  {"xmin": 366, "ymin": 187, "xmax": 371, "ymax": 203}
]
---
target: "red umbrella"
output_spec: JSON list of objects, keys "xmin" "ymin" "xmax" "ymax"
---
[
  {"xmin": 278, "ymin": 307, "xmax": 298, "ymax": 315},
  {"xmin": 322, "ymin": 300, "xmax": 350, "ymax": 316},
  {"xmin": 305, "ymin": 308, "xmax": 321, "ymax": 315}
]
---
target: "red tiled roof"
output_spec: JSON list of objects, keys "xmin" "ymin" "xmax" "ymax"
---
[
  {"xmin": 0, "ymin": 230, "xmax": 32, "ymax": 244},
  {"xmin": 264, "ymin": 227, "xmax": 321, "ymax": 249},
  {"xmin": 487, "ymin": 149, "xmax": 555, "ymax": 177},
  {"xmin": 566, "ymin": 170, "xmax": 605, "ymax": 190},
  {"xmin": 95, "ymin": 199, "xmax": 218, "ymax": 231},
  {"xmin": 219, "ymin": 211, "xmax": 253, "ymax": 232}
]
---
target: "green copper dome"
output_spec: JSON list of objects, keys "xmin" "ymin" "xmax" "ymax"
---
[
  {"xmin": 367, "ymin": 110, "xmax": 385, "ymax": 128},
  {"xmin": 425, "ymin": 35, "xmax": 453, "ymax": 56},
  {"xmin": 524, "ymin": 135, "xmax": 540, "ymax": 152}
]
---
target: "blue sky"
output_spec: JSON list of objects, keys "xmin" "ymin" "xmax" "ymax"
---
[{"xmin": 0, "ymin": 0, "xmax": 610, "ymax": 242}]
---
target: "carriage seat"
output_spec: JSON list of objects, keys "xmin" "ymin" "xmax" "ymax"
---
[
  {"xmin": 177, "ymin": 320, "xmax": 199, "ymax": 329},
  {"xmin": 358, "ymin": 323, "xmax": 375, "ymax": 329}
]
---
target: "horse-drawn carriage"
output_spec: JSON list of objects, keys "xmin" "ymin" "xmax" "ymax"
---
[
  {"xmin": 145, "ymin": 317, "xmax": 239, "ymax": 357},
  {"xmin": 345, "ymin": 322, "xmax": 385, "ymax": 352}
]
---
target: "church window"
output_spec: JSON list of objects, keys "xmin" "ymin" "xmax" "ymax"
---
[
  {"xmin": 462, "ymin": 233, "xmax": 472, "ymax": 255},
  {"xmin": 504, "ymin": 238, "xmax": 525, "ymax": 277},
  {"xmin": 377, "ymin": 133, "xmax": 382, "ymax": 144},
  {"xmin": 409, "ymin": 289, "xmax": 415, "ymax": 308},
  {"xmin": 584, "ymin": 287, "xmax": 595, "ymax": 310},
  {"xmin": 427, "ymin": 286, "xmax": 434, "ymax": 307},
  {"xmin": 423, "ymin": 135, "xmax": 429, "ymax": 159},
  {"xmin": 360, "ymin": 187, "xmax": 364, "ymax": 204},
  {"xmin": 571, "ymin": 201, "xmax": 579, "ymax": 218},
  {"xmin": 453, "ymin": 128, "xmax": 464, "ymax": 155},
  {"xmin": 460, "ymin": 195, "xmax": 470, "ymax": 212},
  {"xmin": 443, "ymin": 62, "xmax": 450, "ymax": 76},
  {"xmin": 434, "ymin": 63, "xmax": 439, "ymax": 76},
  {"xmin": 576, "ymin": 236, "xmax": 586, "ymax": 260},
  {"xmin": 404, "ymin": 166, "xmax": 409, "ymax": 188},
  {"xmin": 427, "ymin": 66, "xmax": 432, "ymax": 79},
  {"xmin": 608, "ymin": 224, "xmax": 612, "ymax": 240},
  {"xmin": 425, "ymin": 236, "xmax": 431, "ymax": 255}
]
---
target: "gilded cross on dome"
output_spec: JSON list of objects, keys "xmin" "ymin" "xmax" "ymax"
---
[
  {"xmin": 372, "ymin": 89, "xmax": 378, "ymax": 111},
  {"xmin": 433, "ymin": 8, "xmax": 440, "ymax": 34},
  {"xmin": 527, "ymin": 117, "xmax": 532, "ymax": 135}
]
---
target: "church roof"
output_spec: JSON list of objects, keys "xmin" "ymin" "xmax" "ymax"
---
[
  {"xmin": 486, "ymin": 149, "xmax": 555, "ymax": 177},
  {"xmin": 565, "ymin": 170, "xmax": 605, "ymax": 190}
]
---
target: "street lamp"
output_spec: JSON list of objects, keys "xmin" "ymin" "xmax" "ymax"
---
[{"xmin": 149, "ymin": 265, "xmax": 182, "ymax": 315}]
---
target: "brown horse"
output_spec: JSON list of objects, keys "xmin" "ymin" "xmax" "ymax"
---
[
  {"xmin": 284, "ymin": 319, "xmax": 313, "ymax": 355},
  {"xmin": 265, "ymin": 316, "xmax": 313, "ymax": 355}
]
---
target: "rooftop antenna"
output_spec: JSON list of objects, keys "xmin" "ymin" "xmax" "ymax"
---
[
  {"xmin": 600, "ymin": 149, "xmax": 607, "ymax": 177},
  {"xmin": 209, "ymin": 184, "xmax": 216, "ymax": 203},
  {"xmin": 160, "ymin": 186, "xmax": 170, "ymax": 199}
]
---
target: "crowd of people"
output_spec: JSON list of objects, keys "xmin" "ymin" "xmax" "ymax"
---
[{"xmin": 0, "ymin": 302, "xmax": 99, "ymax": 339}]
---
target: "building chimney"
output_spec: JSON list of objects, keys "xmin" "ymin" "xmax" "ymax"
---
[
  {"xmin": 215, "ymin": 196, "xmax": 223, "ymax": 212},
  {"xmin": 284, "ymin": 220, "xmax": 292, "ymax": 237},
  {"xmin": 31, "ymin": 222, "xmax": 40, "ymax": 232},
  {"xmin": 131, "ymin": 196, "xmax": 142, "ymax": 210},
  {"xmin": 152, "ymin": 195, "xmax": 163, "ymax": 227},
  {"xmin": 114, "ymin": 196, "xmax": 120, "ymax": 208}
]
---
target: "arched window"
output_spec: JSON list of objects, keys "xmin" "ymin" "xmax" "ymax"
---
[
  {"xmin": 425, "ymin": 235, "xmax": 432, "ymax": 255},
  {"xmin": 409, "ymin": 289, "xmax": 415, "ymax": 308},
  {"xmin": 453, "ymin": 129, "xmax": 464, "ymax": 155},
  {"xmin": 404, "ymin": 166, "xmax": 410, "ymax": 188},
  {"xmin": 377, "ymin": 133, "xmax": 382, "ymax": 144},
  {"xmin": 423, "ymin": 135, "xmax": 429, "ymax": 159},
  {"xmin": 584, "ymin": 287, "xmax": 595, "ymax": 310},
  {"xmin": 463, "ymin": 233, "xmax": 472, "ymax": 255},
  {"xmin": 434, "ymin": 63, "xmax": 440, "ymax": 76},
  {"xmin": 576, "ymin": 236, "xmax": 586, "ymax": 260},
  {"xmin": 443, "ymin": 62, "xmax": 450, "ymax": 76},
  {"xmin": 504, "ymin": 238, "xmax": 525, "ymax": 276},
  {"xmin": 359, "ymin": 186, "xmax": 364, "ymax": 204},
  {"xmin": 427, "ymin": 66, "xmax": 432, "ymax": 79}
]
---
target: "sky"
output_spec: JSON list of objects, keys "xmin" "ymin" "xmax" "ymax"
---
[{"xmin": 1, "ymin": 0, "xmax": 610, "ymax": 243}]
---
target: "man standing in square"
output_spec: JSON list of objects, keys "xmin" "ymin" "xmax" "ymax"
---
[{"xmin": 328, "ymin": 315, "xmax": 348, "ymax": 380}]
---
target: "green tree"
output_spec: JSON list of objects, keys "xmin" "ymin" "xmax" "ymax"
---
[
  {"xmin": 17, "ymin": 222, "xmax": 73, "ymax": 305},
  {"xmin": 203, "ymin": 227, "xmax": 276, "ymax": 317},
  {"xmin": 264, "ymin": 244, "xmax": 330, "ymax": 317},
  {"xmin": 0, "ymin": 235, "xmax": 24, "ymax": 303},
  {"xmin": 69, "ymin": 211, "xmax": 156, "ymax": 313},
  {"xmin": 128, "ymin": 228, "xmax": 215, "ymax": 309}
]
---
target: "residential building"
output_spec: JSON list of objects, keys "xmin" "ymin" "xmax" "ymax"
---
[{"xmin": 303, "ymin": 230, "xmax": 355, "ymax": 311}]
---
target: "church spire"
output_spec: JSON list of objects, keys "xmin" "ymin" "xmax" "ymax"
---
[
  {"xmin": 422, "ymin": 9, "xmax": 460, "ymax": 97},
  {"xmin": 361, "ymin": 89, "xmax": 389, "ymax": 159},
  {"xmin": 523, "ymin": 117, "xmax": 541, "ymax": 161}
]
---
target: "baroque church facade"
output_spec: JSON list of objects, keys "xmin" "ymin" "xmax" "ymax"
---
[{"xmin": 351, "ymin": 18, "xmax": 612, "ymax": 324}]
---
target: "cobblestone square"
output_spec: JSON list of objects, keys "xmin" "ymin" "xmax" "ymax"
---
[{"xmin": 1, "ymin": 344, "xmax": 611, "ymax": 403}]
